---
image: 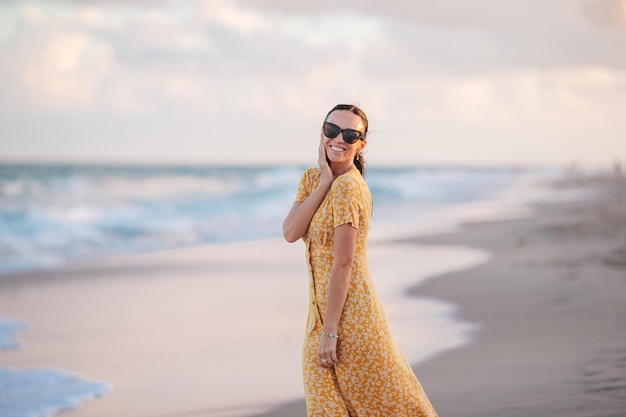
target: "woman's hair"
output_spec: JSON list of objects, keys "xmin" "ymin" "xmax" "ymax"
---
[{"xmin": 325, "ymin": 104, "xmax": 368, "ymax": 176}]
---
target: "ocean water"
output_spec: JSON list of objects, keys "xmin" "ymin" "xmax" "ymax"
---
[
  {"xmin": 0, "ymin": 162, "xmax": 553, "ymax": 417},
  {"xmin": 0, "ymin": 317, "xmax": 27, "ymax": 350},
  {"xmin": 0, "ymin": 317, "xmax": 111, "ymax": 417},
  {"xmin": 0, "ymin": 366, "xmax": 111, "ymax": 417},
  {"xmin": 0, "ymin": 163, "xmax": 541, "ymax": 275}
]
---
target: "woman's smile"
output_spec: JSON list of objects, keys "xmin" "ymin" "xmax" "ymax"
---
[{"xmin": 329, "ymin": 144, "xmax": 347, "ymax": 153}]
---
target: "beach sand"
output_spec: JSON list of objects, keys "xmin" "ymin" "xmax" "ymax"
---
[
  {"xmin": 250, "ymin": 174, "xmax": 626, "ymax": 417},
  {"xmin": 0, "ymin": 221, "xmax": 487, "ymax": 416},
  {"xmin": 1, "ymin": 173, "xmax": 625, "ymax": 417}
]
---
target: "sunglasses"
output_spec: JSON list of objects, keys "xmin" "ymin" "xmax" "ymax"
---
[{"xmin": 322, "ymin": 122, "xmax": 365, "ymax": 145}]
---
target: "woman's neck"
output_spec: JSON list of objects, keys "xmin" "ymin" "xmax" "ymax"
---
[{"xmin": 330, "ymin": 161, "xmax": 355, "ymax": 178}]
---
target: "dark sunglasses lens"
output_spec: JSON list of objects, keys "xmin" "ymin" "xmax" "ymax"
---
[
  {"xmin": 342, "ymin": 130, "xmax": 361, "ymax": 144},
  {"xmin": 323, "ymin": 122, "xmax": 341, "ymax": 138}
]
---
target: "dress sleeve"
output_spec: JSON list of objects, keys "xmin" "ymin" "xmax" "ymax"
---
[
  {"xmin": 295, "ymin": 167, "xmax": 315, "ymax": 202},
  {"xmin": 331, "ymin": 175, "xmax": 361, "ymax": 230}
]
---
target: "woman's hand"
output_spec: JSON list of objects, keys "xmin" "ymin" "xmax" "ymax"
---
[
  {"xmin": 318, "ymin": 333, "xmax": 339, "ymax": 368},
  {"xmin": 318, "ymin": 138, "xmax": 333, "ymax": 186},
  {"xmin": 282, "ymin": 139, "xmax": 335, "ymax": 243}
]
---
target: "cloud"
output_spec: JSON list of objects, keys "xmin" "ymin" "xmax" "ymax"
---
[
  {"xmin": 0, "ymin": 7, "xmax": 114, "ymax": 115},
  {"xmin": 0, "ymin": 0, "xmax": 624, "ymax": 166},
  {"xmin": 358, "ymin": 66, "xmax": 626, "ymax": 165},
  {"xmin": 238, "ymin": 0, "xmax": 512, "ymax": 26},
  {"xmin": 0, "ymin": 1, "xmax": 368, "ymax": 118},
  {"xmin": 581, "ymin": 0, "xmax": 626, "ymax": 28},
  {"xmin": 20, "ymin": 5, "xmax": 47, "ymax": 25},
  {"xmin": 241, "ymin": 0, "xmax": 626, "ymax": 73},
  {"xmin": 239, "ymin": 0, "xmax": 602, "ymax": 31}
]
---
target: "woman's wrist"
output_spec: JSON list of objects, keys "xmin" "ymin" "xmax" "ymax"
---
[
  {"xmin": 322, "ymin": 324, "xmax": 339, "ymax": 334},
  {"xmin": 321, "ymin": 331, "xmax": 339, "ymax": 339},
  {"xmin": 317, "ymin": 178, "xmax": 332, "ymax": 190}
]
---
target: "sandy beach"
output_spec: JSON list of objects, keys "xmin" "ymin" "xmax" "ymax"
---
[
  {"xmin": 0, "ymin": 217, "xmax": 488, "ymax": 416},
  {"xmin": 1, "ymin": 172, "xmax": 625, "ymax": 417},
  {"xmin": 250, "ymin": 173, "xmax": 626, "ymax": 417},
  {"xmin": 410, "ymin": 173, "xmax": 626, "ymax": 417}
]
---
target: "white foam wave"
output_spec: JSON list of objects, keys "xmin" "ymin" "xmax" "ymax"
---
[{"xmin": 0, "ymin": 366, "xmax": 111, "ymax": 417}]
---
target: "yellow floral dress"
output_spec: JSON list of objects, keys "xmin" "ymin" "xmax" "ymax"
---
[{"xmin": 295, "ymin": 167, "xmax": 438, "ymax": 417}]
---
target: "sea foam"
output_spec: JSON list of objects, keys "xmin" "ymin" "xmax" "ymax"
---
[
  {"xmin": 0, "ymin": 318, "xmax": 111, "ymax": 417},
  {"xmin": 0, "ymin": 163, "xmax": 548, "ymax": 275},
  {"xmin": 0, "ymin": 318, "xmax": 26, "ymax": 350}
]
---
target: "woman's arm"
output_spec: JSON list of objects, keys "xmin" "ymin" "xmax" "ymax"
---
[
  {"xmin": 282, "ymin": 188, "xmax": 329, "ymax": 242},
  {"xmin": 282, "ymin": 139, "xmax": 334, "ymax": 242},
  {"xmin": 318, "ymin": 223, "xmax": 357, "ymax": 366}
]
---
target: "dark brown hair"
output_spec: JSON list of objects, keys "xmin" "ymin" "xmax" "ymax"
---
[{"xmin": 325, "ymin": 104, "xmax": 368, "ymax": 176}]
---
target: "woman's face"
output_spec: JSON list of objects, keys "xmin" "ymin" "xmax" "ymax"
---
[{"xmin": 322, "ymin": 110, "xmax": 367, "ymax": 166}]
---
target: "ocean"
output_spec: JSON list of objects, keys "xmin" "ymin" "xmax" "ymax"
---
[
  {"xmin": 0, "ymin": 162, "xmax": 555, "ymax": 417},
  {"xmin": 0, "ymin": 163, "xmax": 540, "ymax": 275}
]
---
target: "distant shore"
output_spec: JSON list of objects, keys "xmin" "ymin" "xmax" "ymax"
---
[{"xmin": 249, "ymin": 173, "xmax": 626, "ymax": 417}]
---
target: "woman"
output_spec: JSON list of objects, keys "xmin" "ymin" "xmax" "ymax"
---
[{"xmin": 283, "ymin": 104, "xmax": 438, "ymax": 416}]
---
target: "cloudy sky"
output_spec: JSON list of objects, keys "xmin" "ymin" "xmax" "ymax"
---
[{"xmin": 0, "ymin": 0, "xmax": 624, "ymax": 167}]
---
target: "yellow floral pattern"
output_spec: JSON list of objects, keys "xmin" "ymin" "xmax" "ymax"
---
[{"xmin": 295, "ymin": 167, "xmax": 438, "ymax": 417}]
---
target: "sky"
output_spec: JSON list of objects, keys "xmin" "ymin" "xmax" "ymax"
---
[{"xmin": 0, "ymin": 0, "xmax": 624, "ymax": 167}]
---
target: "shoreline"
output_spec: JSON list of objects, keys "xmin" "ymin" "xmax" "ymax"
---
[
  {"xmin": 409, "ymin": 174, "xmax": 626, "ymax": 417},
  {"xmin": 247, "ymin": 173, "xmax": 626, "ymax": 417}
]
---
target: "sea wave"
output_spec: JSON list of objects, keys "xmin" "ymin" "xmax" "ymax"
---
[{"xmin": 0, "ymin": 163, "xmax": 542, "ymax": 275}]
